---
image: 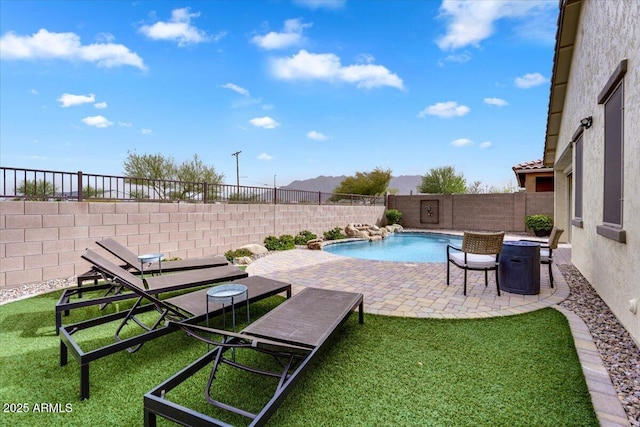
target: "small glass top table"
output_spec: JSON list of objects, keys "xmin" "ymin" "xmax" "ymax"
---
[
  {"xmin": 206, "ymin": 284, "xmax": 249, "ymax": 356},
  {"xmin": 137, "ymin": 253, "xmax": 163, "ymax": 278}
]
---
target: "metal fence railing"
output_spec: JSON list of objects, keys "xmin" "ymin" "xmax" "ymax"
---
[{"xmin": 0, "ymin": 167, "xmax": 385, "ymax": 206}]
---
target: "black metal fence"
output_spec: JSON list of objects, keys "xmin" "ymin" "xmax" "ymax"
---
[{"xmin": 0, "ymin": 167, "xmax": 385, "ymax": 206}]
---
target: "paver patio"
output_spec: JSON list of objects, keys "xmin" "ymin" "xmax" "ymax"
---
[{"xmin": 246, "ymin": 241, "xmax": 630, "ymax": 426}]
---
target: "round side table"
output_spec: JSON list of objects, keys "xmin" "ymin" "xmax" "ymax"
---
[{"xmin": 137, "ymin": 253, "xmax": 163, "ymax": 278}]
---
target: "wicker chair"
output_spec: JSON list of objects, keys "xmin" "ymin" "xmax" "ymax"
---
[
  {"xmin": 523, "ymin": 228, "xmax": 564, "ymax": 288},
  {"xmin": 447, "ymin": 231, "xmax": 505, "ymax": 296}
]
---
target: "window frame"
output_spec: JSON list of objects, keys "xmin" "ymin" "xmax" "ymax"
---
[{"xmin": 596, "ymin": 59, "xmax": 627, "ymax": 243}]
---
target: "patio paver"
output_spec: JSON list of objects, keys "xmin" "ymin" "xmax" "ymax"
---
[{"xmin": 247, "ymin": 243, "xmax": 630, "ymax": 427}]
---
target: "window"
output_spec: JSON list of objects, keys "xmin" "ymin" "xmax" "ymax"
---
[
  {"xmin": 572, "ymin": 134, "xmax": 583, "ymax": 227},
  {"xmin": 596, "ymin": 59, "xmax": 626, "ymax": 242}
]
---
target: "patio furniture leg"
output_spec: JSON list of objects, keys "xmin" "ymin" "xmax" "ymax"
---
[
  {"xmin": 80, "ymin": 363, "xmax": 90, "ymax": 400},
  {"xmin": 463, "ymin": 269, "xmax": 467, "ymax": 295},
  {"xmin": 484, "ymin": 270, "xmax": 488, "ymax": 287},
  {"xmin": 495, "ymin": 270, "xmax": 501, "ymax": 296},
  {"xmin": 549, "ymin": 263, "xmax": 554, "ymax": 288}
]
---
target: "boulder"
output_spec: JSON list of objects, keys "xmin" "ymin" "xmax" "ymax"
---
[
  {"xmin": 234, "ymin": 256, "xmax": 253, "ymax": 265},
  {"xmin": 238, "ymin": 244, "xmax": 268, "ymax": 255},
  {"xmin": 307, "ymin": 238, "xmax": 324, "ymax": 250},
  {"xmin": 369, "ymin": 235, "xmax": 383, "ymax": 242}
]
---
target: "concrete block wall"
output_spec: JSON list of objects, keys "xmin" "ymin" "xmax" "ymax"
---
[
  {"xmin": 387, "ymin": 193, "xmax": 554, "ymax": 232},
  {"xmin": 0, "ymin": 201, "xmax": 385, "ymax": 288}
]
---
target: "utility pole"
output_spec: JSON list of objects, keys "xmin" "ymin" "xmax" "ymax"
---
[{"xmin": 231, "ymin": 151, "xmax": 241, "ymax": 188}]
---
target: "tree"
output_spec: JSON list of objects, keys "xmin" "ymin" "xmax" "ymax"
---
[
  {"xmin": 466, "ymin": 180, "xmax": 484, "ymax": 194},
  {"xmin": 418, "ymin": 166, "xmax": 467, "ymax": 194},
  {"xmin": 17, "ymin": 179, "xmax": 57, "ymax": 200},
  {"xmin": 332, "ymin": 167, "xmax": 392, "ymax": 201},
  {"xmin": 123, "ymin": 151, "xmax": 224, "ymax": 200}
]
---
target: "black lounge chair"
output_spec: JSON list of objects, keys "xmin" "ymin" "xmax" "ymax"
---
[
  {"xmin": 56, "ymin": 250, "xmax": 247, "ymax": 334},
  {"xmin": 59, "ymin": 250, "xmax": 291, "ymax": 400},
  {"xmin": 75, "ymin": 238, "xmax": 230, "ymax": 293},
  {"xmin": 144, "ymin": 287, "xmax": 363, "ymax": 427},
  {"xmin": 96, "ymin": 237, "xmax": 229, "ymax": 275}
]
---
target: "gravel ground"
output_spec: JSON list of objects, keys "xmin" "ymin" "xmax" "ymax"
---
[
  {"xmin": 1, "ymin": 266, "xmax": 638, "ymax": 424},
  {"xmin": 558, "ymin": 264, "xmax": 640, "ymax": 426}
]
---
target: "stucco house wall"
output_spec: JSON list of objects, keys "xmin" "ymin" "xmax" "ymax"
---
[{"xmin": 547, "ymin": 0, "xmax": 639, "ymax": 345}]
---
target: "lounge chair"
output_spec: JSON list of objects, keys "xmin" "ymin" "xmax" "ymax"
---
[
  {"xmin": 144, "ymin": 287, "xmax": 364, "ymax": 427},
  {"xmin": 522, "ymin": 228, "xmax": 564, "ymax": 287},
  {"xmin": 60, "ymin": 250, "xmax": 292, "ymax": 400},
  {"xmin": 96, "ymin": 237, "xmax": 229, "ymax": 275},
  {"xmin": 56, "ymin": 250, "xmax": 247, "ymax": 334},
  {"xmin": 446, "ymin": 231, "xmax": 505, "ymax": 296}
]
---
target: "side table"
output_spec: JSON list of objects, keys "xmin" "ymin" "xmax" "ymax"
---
[
  {"xmin": 498, "ymin": 241, "xmax": 541, "ymax": 295},
  {"xmin": 137, "ymin": 253, "xmax": 163, "ymax": 278}
]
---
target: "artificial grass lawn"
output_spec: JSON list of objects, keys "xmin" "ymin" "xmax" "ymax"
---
[{"xmin": 0, "ymin": 288, "xmax": 597, "ymax": 427}]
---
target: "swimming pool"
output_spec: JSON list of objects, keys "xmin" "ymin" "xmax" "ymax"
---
[{"xmin": 323, "ymin": 232, "xmax": 463, "ymax": 263}]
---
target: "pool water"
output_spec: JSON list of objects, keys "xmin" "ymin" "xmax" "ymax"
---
[{"xmin": 323, "ymin": 232, "xmax": 463, "ymax": 263}]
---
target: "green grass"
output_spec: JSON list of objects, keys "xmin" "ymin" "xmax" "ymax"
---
[{"xmin": 0, "ymin": 289, "xmax": 597, "ymax": 427}]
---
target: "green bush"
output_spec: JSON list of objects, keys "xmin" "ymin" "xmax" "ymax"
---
[
  {"xmin": 224, "ymin": 248, "xmax": 253, "ymax": 262},
  {"xmin": 385, "ymin": 209, "xmax": 402, "ymax": 225},
  {"xmin": 323, "ymin": 226, "xmax": 347, "ymax": 241},
  {"xmin": 294, "ymin": 230, "xmax": 318, "ymax": 245},
  {"xmin": 525, "ymin": 214, "xmax": 553, "ymax": 232},
  {"xmin": 263, "ymin": 235, "xmax": 295, "ymax": 251}
]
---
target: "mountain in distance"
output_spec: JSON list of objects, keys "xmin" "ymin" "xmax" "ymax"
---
[{"xmin": 281, "ymin": 175, "xmax": 422, "ymax": 195}]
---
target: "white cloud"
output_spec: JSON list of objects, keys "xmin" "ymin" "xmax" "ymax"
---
[
  {"xmin": 441, "ymin": 51, "xmax": 472, "ymax": 64},
  {"xmin": 94, "ymin": 101, "xmax": 108, "ymax": 109},
  {"xmin": 418, "ymin": 101, "xmax": 470, "ymax": 118},
  {"xmin": 271, "ymin": 49, "xmax": 404, "ymax": 90},
  {"xmin": 118, "ymin": 121, "xmax": 132, "ymax": 127},
  {"xmin": 58, "ymin": 93, "xmax": 95, "ymax": 107},
  {"xmin": 484, "ymin": 97, "xmax": 508, "ymax": 106},
  {"xmin": 82, "ymin": 115, "xmax": 113, "ymax": 128},
  {"xmin": 257, "ymin": 153, "xmax": 274, "ymax": 161},
  {"xmin": 141, "ymin": 128, "xmax": 152, "ymax": 134},
  {"xmin": 451, "ymin": 138, "xmax": 473, "ymax": 147},
  {"xmin": 515, "ymin": 72, "xmax": 548, "ymax": 88},
  {"xmin": 479, "ymin": 141, "xmax": 492, "ymax": 148},
  {"xmin": 139, "ymin": 8, "xmax": 213, "ymax": 47},
  {"xmin": 29, "ymin": 89, "xmax": 38, "ymax": 95},
  {"xmin": 293, "ymin": 0, "xmax": 345, "ymax": 10},
  {"xmin": 0, "ymin": 29, "xmax": 146, "ymax": 69},
  {"xmin": 249, "ymin": 116, "xmax": 280, "ymax": 129},
  {"xmin": 221, "ymin": 83, "xmax": 250, "ymax": 97},
  {"xmin": 306, "ymin": 130, "xmax": 328, "ymax": 141},
  {"xmin": 252, "ymin": 18, "xmax": 312, "ymax": 50},
  {"xmin": 436, "ymin": 0, "xmax": 557, "ymax": 50}
]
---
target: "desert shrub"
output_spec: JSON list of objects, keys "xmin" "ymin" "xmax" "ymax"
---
[
  {"xmin": 294, "ymin": 230, "xmax": 318, "ymax": 245},
  {"xmin": 263, "ymin": 235, "xmax": 295, "ymax": 251},
  {"xmin": 385, "ymin": 209, "xmax": 402, "ymax": 225},
  {"xmin": 323, "ymin": 227, "xmax": 347, "ymax": 241},
  {"xmin": 224, "ymin": 248, "xmax": 253, "ymax": 262},
  {"xmin": 525, "ymin": 214, "xmax": 553, "ymax": 233}
]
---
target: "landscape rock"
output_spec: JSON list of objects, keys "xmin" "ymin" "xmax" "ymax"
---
[
  {"xmin": 238, "ymin": 244, "xmax": 268, "ymax": 255},
  {"xmin": 306, "ymin": 238, "xmax": 324, "ymax": 250}
]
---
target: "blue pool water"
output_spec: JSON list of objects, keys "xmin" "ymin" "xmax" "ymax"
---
[{"xmin": 323, "ymin": 232, "xmax": 463, "ymax": 263}]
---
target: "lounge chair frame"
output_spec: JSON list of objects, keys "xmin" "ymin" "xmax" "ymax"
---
[
  {"xmin": 55, "ymin": 250, "xmax": 247, "ymax": 334},
  {"xmin": 143, "ymin": 287, "xmax": 364, "ymax": 427},
  {"xmin": 59, "ymin": 250, "xmax": 291, "ymax": 400}
]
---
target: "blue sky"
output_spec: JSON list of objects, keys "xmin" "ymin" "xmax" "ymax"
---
[{"xmin": 0, "ymin": 0, "xmax": 558, "ymax": 190}]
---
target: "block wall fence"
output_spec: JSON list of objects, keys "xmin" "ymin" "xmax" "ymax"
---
[
  {"xmin": 0, "ymin": 201, "xmax": 386, "ymax": 289},
  {"xmin": 387, "ymin": 192, "xmax": 554, "ymax": 232},
  {"xmin": 0, "ymin": 194, "xmax": 553, "ymax": 289}
]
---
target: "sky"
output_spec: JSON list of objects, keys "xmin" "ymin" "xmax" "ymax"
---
[{"xmin": 0, "ymin": 0, "xmax": 559, "ymax": 190}]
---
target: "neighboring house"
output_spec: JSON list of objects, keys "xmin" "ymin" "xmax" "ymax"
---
[
  {"xmin": 512, "ymin": 159, "xmax": 555, "ymax": 192},
  {"xmin": 544, "ymin": 0, "xmax": 639, "ymax": 346}
]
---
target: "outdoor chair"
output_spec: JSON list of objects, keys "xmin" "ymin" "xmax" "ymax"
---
[
  {"xmin": 75, "ymin": 238, "xmax": 229, "ymax": 299},
  {"xmin": 56, "ymin": 250, "xmax": 247, "ymax": 334},
  {"xmin": 522, "ymin": 228, "xmax": 564, "ymax": 288},
  {"xmin": 96, "ymin": 238, "xmax": 229, "ymax": 275},
  {"xmin": 447, "ymin": 231, "xmax": 505, "ymax": 296},
  {"xmin": 59, "ymin": 249, "xmax": 292, "ymax": 400},
  {"xmin": 144, "ymin": 287, "xmax": 364, "ymax": 427}
]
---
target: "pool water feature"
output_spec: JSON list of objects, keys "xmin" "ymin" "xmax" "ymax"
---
[{"xmin": 323, "ymin": 232, "xmax": 463, "ymax": 263}]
